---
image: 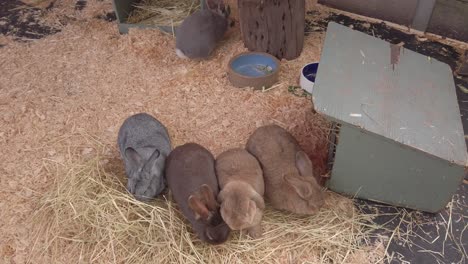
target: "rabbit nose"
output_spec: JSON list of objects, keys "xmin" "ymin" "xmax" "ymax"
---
[
  {"xmin": 127, "ymin": 182, "xmax": 135, "ymax": 194},
  {"xmin": 206, "ymin": 231, "xmax": 214, "ymax": 241}
]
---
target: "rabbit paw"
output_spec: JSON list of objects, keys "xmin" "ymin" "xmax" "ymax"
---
[{"xmin": 246, "ymin": 225, "xmax": 262, "ymax": 239}]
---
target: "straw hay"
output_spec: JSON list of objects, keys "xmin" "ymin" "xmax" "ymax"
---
[
  {"xmin": 0, "ymin": 1, "xmax": 408, "ymax": 262},
  {"xmin": 127, "ymin": 0, "xmax": 200, "ymax": 26},
  {"xmin": 30, "ymin": 143, "xmax": 384, "ymax": 263}
]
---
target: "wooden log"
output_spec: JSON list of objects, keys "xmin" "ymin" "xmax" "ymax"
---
[{"xmin": 238, "ymin": 0, "xmax": 305, "ymax": 60}]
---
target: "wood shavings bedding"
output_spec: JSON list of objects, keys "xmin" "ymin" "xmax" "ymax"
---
[{"xmin": 0, "ymin": 1, "xmax": 384, "ymax": 263}]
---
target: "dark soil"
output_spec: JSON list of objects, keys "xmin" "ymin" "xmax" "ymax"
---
[
  {"xmin": 96, "ymin": 11, "xmax": 116, "ymax": 22},
  {"xmin": 0, "ymin": 0, "xmax": 116, "ymax": 43},
  {"xmin": 357, "ymin": 184, "xmax": 467, "ymax": 264},
  {"xmin": 304, "ymin": 10, "xmax": 327, "ymax": 36},
  {"xmin": 75, "ymin": 0, "xmax": 87, "ymax": 11},
  {"xmin": 0, "ymin": 0, "xmax": 60, "ymax": 41},
  {"xmin": 45, "ymin": 0, "xmax": 56, "ymax": 10}
]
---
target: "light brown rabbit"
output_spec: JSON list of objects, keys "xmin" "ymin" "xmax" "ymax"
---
[
  {"xmin": 215, "ymin": 148, "xmax": 265, "ymax": 238},
  {"xmin": 246, "ymin": 125, "xmax": 324, "ymax": 215}
]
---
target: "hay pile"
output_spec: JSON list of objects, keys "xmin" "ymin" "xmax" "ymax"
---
[
  {"xmin": 31, "ymin": 143, "xmax": 384, "ymax": 263},
  {"xmin": 127, "ymin": 0, "xmax": 200, "ymax": 26},
  {"xmin": 0, "ymin": 1, "xmax": 388, "ymax": 262}
]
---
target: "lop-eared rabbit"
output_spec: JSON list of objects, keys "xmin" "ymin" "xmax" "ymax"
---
[
  {"xmin": 166, "ymin": 143, "xmax": 230, "ymax": 244},
  {"xmin": 246, "ymin": 125, "xmax": 324, "ymax": 215},
  {"xmin": 117, "ymin": 113, "xmax": 171, "ymax": 201},
  {"xmin": 216, "ymin": 148, "xmax": 265, "ymax": 238},
  {"xmin": 175, "ymin": 0, "xmax": 230, "ymax": 60}
]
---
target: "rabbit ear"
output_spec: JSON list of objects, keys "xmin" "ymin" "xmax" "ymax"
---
[
  {"xmin": 144, "ymin": 149, "xmax": 160, "ymax": 170},
  {"xmin": 250, "ymin": 191, "xmax": 265, "ymax": 210},
  {"xmin": 284, "ymin": 174, "xmax": 313, "ymax": 199},
  {"xmin": 188, "ymin": 195, "xmax": 212, "ymax": 221},
  {"xmin": 199, "ymin": 184, "xmax": 218, "ymax": 211},
  {"xmin": 149, "ymin": 149, "xmax": 161, "ymax": 161},
  {"xmin": 125, "ymin": 147, "xmax": 143, "ymax": 167},
  {"xmin": 217, "ymin": 188, "xmax": 226, "ymax": 203},
  {"xmin": 295, "ymin": 151, "xmax": 314, "ymax": 177},
  {"xmin": 247, "ymin": 200, "xmax": 257, "ymax": 224}
]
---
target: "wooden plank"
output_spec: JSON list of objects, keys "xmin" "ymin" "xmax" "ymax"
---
[
  {"xmin": 238, "ymin": 0, "xmax": 305, "ymax": 60},
  {"xmin": 313, "ymin": 22, "xmax": 467, "ymax": 166}
]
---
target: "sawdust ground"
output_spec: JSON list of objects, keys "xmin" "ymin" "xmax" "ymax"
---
[{"xmin": 0, "ymin": 1, "xmax": 380, "ymax": 263}]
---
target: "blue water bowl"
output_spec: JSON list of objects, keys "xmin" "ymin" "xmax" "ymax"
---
[
  {"xmin": 228, "ymin": 52, "xmax": 280, "ymax": 89},
  {"xmin": 300, "ymin": 62, "xmax": 319, "ymax": 94}
]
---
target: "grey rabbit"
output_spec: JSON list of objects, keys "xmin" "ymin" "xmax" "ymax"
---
[
  {"xmin": 175, "ymin": 0, "xmax": 231, "ymax": 60},
  {"xmin": 117, "ymin": 113, "xmax": 171, "ymax": 201},
  {"xmin": 165, "ymin": 143, "xmax": 230, "ymax": 245}
]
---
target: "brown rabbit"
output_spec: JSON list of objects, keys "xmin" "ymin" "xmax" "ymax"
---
[
  {"xmin": 215, "ymin": 148, "xmax": 265, "ymax": 238},
  {"xmin": 165, "ymin": 143, "xmax": 230, "ymax": 245},
  {"xmin": 246, "ymin": 125, "xmax": 324, "ymax": 215}
]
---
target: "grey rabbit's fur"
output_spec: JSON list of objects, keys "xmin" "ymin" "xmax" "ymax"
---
[
  {"xmin": 175, "ymin": 0, "xmax": 230, "ymax": 59},
  {"xmin": 117, "ymin": 113, "xmax": 171, "ymax": 201},
  {"xmin": 166, "ymin": 143, "xmax": 230, "ymax": 245}
]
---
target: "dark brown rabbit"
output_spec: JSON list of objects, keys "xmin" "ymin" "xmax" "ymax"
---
[
  {"xmin": 165, "ymin": 143, "xmax": 230, "ymax": 244},
  {"xmin": 246, "ymin": 125, "xmax": 324, "ymax": 215},
  {"xmin": 216, "ymin": 148, "xmax": 265, "ymax": 238}
]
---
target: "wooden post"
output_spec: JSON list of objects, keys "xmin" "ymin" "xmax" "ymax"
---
[{"xmin": 238, "ymin": 0, "xmax": 305, "ymax": 60}]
